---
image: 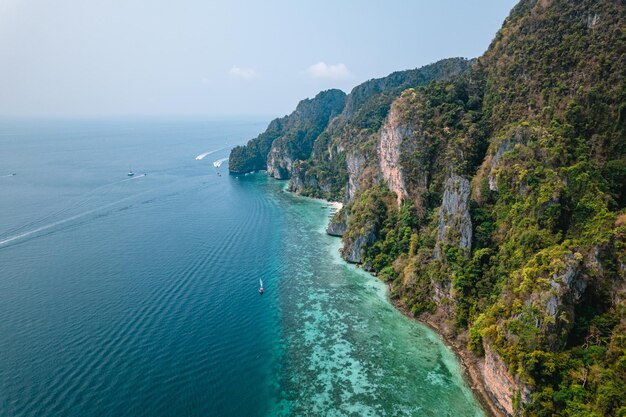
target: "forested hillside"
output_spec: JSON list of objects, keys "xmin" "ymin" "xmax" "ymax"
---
[{"xmin": 229, "ymin": 1, "xmax": 626, "ymax": 415}]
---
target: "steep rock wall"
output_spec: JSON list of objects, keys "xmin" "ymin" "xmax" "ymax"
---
[
  {"xmin": 342, "ymin": 228, "xmax": 376, "ymax": 264},
  {"xmin": 327, "ymin": 208, "xmax": 348, "ymax": 237},
  {"xmin": 435, "ymin": 175, "xmax": 472, "ymax": 258},
  {"xmin": 229, "ymin": 89, "xmax": 346, "ymax": 176},
  {"xmin": 378, "ymin": 104, "xmax": 409, "ymax": 205},
  {"xmin": 482, "ymin": 345, "xmax": 529, "ymax": 416},
  {"xmin": 345, "ymin": 151, "xmax": 367, "ymax": 201},
  {"xmin": 267, "ymin": 145, "xmax": 293, "ymax": 179}
]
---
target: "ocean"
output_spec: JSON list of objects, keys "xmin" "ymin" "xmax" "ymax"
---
[{"xmin": 0, "ymin": 118, "xmax": 485, "ymax": 416}]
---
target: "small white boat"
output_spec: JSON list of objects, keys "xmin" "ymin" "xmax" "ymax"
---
[{"xmin": 259, "ymin": 279, "xmax": 264, "ymax": 295}]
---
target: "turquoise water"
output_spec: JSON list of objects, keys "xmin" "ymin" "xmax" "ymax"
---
[{"xmin": 0, "ymin": 118, "xmax": 485, "ymax": 416}]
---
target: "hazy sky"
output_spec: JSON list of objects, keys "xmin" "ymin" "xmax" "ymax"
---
[{"xmin": 0, "ymin": 0, "xmax": 519, "ymax": 117}]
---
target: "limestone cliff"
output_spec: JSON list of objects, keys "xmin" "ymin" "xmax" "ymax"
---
[
  {"xmin": 266, "ymin": 144, "xmax": 294, "ymax": 179},
  {"xmin": 482, "ymin": 345, "xmax": 530, "ymax": 416},
  {"xmin": 345, "ymin": 151, "xmax": 367, "ymax": 201},
  {"xmin": 229, "ymin": 89, "xmax": 346, "ymax": 175},
  {"xmin": 229, "ymin": 0, "xmax": 626, "ymax": 415},
  {"xmin": 342, "ymin": 228, "xmax": 376, "ymax": 265},
  {"xmin": 327, "ymin": 207, "xmax": 348, "ymax": 237},
  {"xmin": 287, "ymin": 58, "xmax": 474, "ymax": 201},
  {"xmin": 378, "ymin": 103, "xmax": 409, "ymax": 206},
  {"xmin": 434, "ymin": 175, "xmax": 472, "ymax": 258}
]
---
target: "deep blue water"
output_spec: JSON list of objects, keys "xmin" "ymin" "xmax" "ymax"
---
[{"xmin": 0, "ymin": 118, "xmax": 485, "ymax": 416}]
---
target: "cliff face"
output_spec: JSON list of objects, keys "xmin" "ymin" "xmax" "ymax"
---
[
  {"xmin": 281, "ymin": 58, "xmax": 473, "ymax": 200},
  {"xmin": 345, "ymin": 151, "xmax": 367, "ymax": 201},
  {"xmin": 231, "ymin": 0, "xmax": 626, "ymax": 415},
  {"xmin": 342, "ymin": 228, "xmax": 376, "ymax": 265},
  {"xmin": 229, "ymin": 89, "xmax": 346, "ymax": 175},
  {"xmin": 378, "ymin": 103, "xmax": 409, "ymax": 206},
  {"xmin": 326, "ymin": 208, "xmax": 348, "ymax": 237},
  {"xmin": 482, "ymin": 345, "xmax": 530, "ymax": 416},
  {"xmin": 266, "ymin": 146, "xmax": 292, "ymax": 179},
  {"xmin": 434, "ymin": 175, "xmax": 472, "ymax": 259}
]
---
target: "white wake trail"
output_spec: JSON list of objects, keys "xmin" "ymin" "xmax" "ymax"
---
[
  {"xmin": 213, "ymin": 157, "xmax": 228, "ymax": 168},
  {"xmin": 0, "ymin": 188, "xmax": 151, "ymax": 248},
  {"xmin": 119, "ymin": 173, "xmax": 146, "ymax": 182},
  {"xmin": 1, "ymin": 174, "xmax": 147, "ymax": 238},
  {"xmin": 195, "ymin": 146, "xmax": 229, "ymax": 161}
]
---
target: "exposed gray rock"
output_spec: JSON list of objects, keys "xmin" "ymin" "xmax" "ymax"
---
[
  {"xmin": 267, "ymin": 146, "xmax": 293, "ymax": 179},
  {"xmin": 287, "ymin": 161, "xmax": 307, "ymax": 192},
  {"xmin": 327, "ymin": 208, "xmax": 348, "ymax": 237},
  {"xmin": 431, "ymin": 276, "xmax": 453, "ymax": 313},
  {"xmin": 342, "ymin": 228, "xmax": 376, "ymax": 264},
  {"xmin": 545, "ymin": 254, "xmax": 586, "ymax": 320},
  {"xmin": 523, "ymin": 252, "xmax": 586, "ymax": 350},
  {"xmin": 435, "ymin": 175, "xmax": 472, "ymax": 259},
  {"xmin": 486, "ymin": 128, "xmax": 529, "ymax": 192},
  {"xmin": 345, "ymin": 151, "xmax": 366, "ymax": 201},
  {"xmin": 288, "ymin": 160, "xmax": 334, "ymax": 196},
  {"xmin": 586, "ymin": 12, "xmax": 600, "ymax": 29},
  {"xmin": 488, "ymin": 139, "xmax": 512, "ymax": 191}
]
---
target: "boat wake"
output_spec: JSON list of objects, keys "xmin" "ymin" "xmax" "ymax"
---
[
  {"xmin": 120, "ymin": 173, "xmax": 146, "ymax": 182},
  {"xmin": 0, "ymin": 175, "xmax": 151, "ymax": 248},
  {"xmin": 213, "ymin": 158, "xmax": 228, "ymax": 168},
  {"xmin": 195, "ymin": 147, "xmax": 228, "ymax": 161},
  {"xmin": 0, "ymin": 194, "xmax": 144, "ymax": 247}
]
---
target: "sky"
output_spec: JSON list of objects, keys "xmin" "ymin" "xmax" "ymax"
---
[{"xmin": 0, "ymin": 0, "xmax": 519, "ymax": 118}]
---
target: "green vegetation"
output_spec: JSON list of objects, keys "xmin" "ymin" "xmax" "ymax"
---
[
  {"xmin": 232, "ymin": 0, "xmax": 626, "ymax": 414},
  {"xmin": 290, "ymin": 58, "xmax": 474, "ymax": 201},
  {"xmin": 340, "ymin": 1, "xmax": 626, "ymax": 415},
  {"xmin": 228, "ymin": 89, "xmax": 346, "ymax": 174},
  {"xmin": 229, "ymin": 117, "xmax": 285, "ymax": 173}
]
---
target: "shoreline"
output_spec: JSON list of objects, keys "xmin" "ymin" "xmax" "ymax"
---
[
  {"xmin": 389, "ymin": 297, "xmax": 505, "ymax": 417},
  {"xmin": 328, "ymin": 201, "xmax": 343, "ymax": 210},
  {"xmin": 273, "ymin": 173, "xmax": 503, "ymax": 416}
]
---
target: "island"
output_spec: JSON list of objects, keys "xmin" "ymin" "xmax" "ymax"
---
[{"xmin": 229, "ymin": 0, "xmax": 626, "ymax": 415}]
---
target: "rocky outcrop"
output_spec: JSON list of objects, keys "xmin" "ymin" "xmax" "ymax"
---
[
  {"xmin": 482, "ymin": 345, "xmax": 530, "ymax": 416},
  {"xmin": 342, "ymin": 228, "xmax": 376, "ymax": 264},
  {"xmin": 585, "ymin": 12, "xmax": 600, "ymax": 29},
  {"xmin": 229, "ymin": 89, "xmax": 346, "ymax": 175},
  {"xmin": 524, "ymin": 252, "xmax": 587, "ymax": 350},
  {"xmin": 327, "ymin": 208, "xmax": 348, "ymax": 237},
  {"xmin": 378, "ymin": 105, "xmax": 409, "ymax": 205},
  {"xmin": 345, "ymin": 151, "xmax": 366, "ymax": 201},
  {"xmin": 435, "ymin": 175, "xmax": 472, "ymax": 258},
  {"xmin": 484, "ymin": 128, "xmax": 531, "ymax": 192},
  {"xmin": 267, "ymin": 145, "xmax": 293, "ymax": 179},
  {"xmin": 287, "ymin": 156, "xmax": 341, "ymax": 199},
  {"xmin": 289, "ymin": 160, "xmax": 315, "ymax": 192},
  {"xmin": 544, "ymin": 254, "xmax": 586, "ymax": 323}
]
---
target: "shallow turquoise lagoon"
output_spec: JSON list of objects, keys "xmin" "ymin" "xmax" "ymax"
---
[{"xmin": 0, "ymin": 118, "xmax": 484, "ymax": 416}]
